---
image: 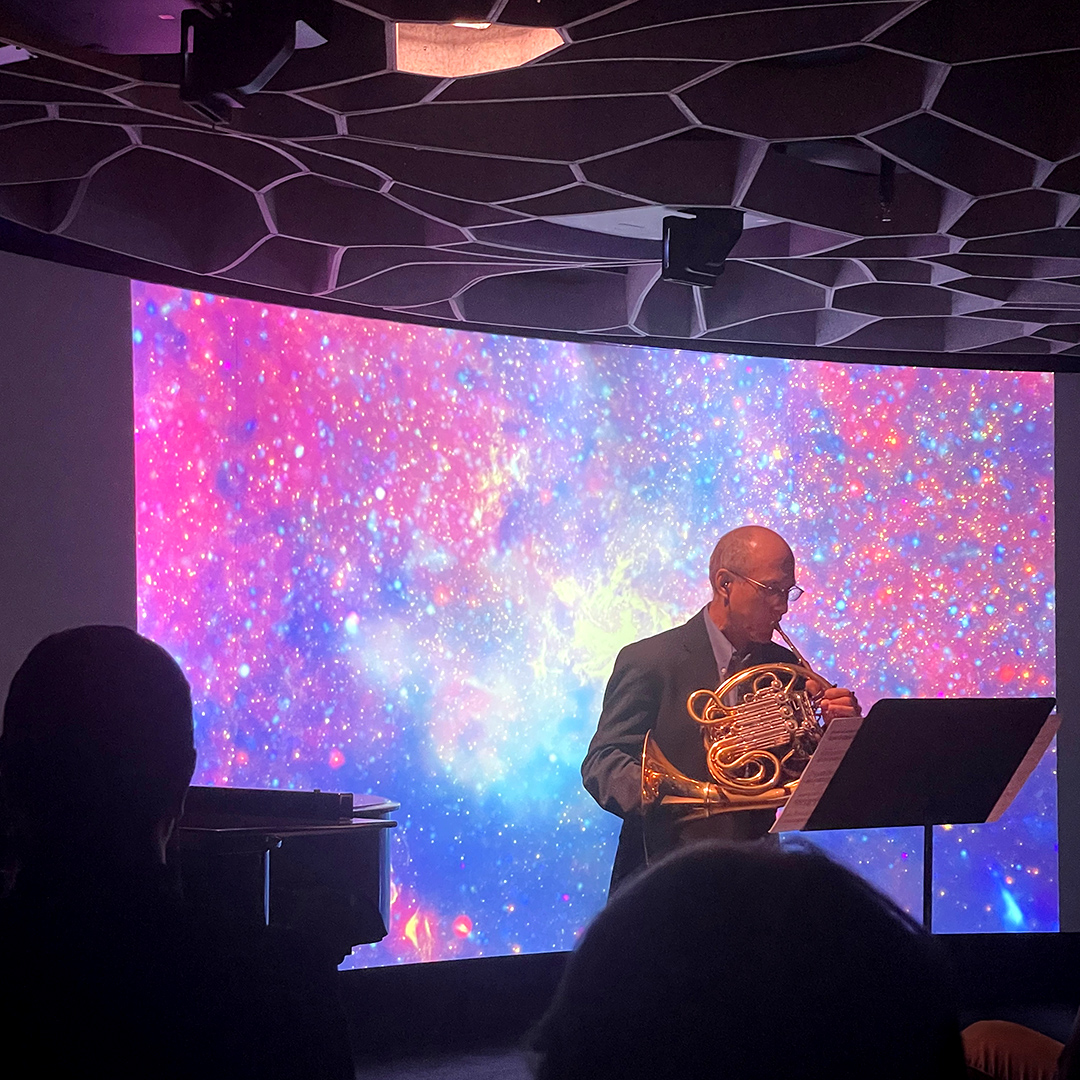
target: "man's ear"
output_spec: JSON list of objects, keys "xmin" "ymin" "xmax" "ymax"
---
[{"xmin": 713, "ymin": 568, "xmax": 731, "ymax": 598}]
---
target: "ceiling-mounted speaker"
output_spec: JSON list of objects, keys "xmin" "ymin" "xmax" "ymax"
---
[
  {"xmin": 662, "ymin": 208, "xmax": 744, "ymax": 288},
  {"xmin": 879, "ymin": 155, "xmax": 897, "ymax": 223},
  {"xmin": 180, "ymin": 0, "xmax": 331, "ymax": 124}
]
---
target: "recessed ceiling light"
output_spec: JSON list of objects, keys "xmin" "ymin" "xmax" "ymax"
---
[
  {"xmin": 393, "ymin": 22, "xmax": 563, "ymax": 78},
  {"xmin": 158, "ymin": 12, "xmax": 176, "ymax": 19}
]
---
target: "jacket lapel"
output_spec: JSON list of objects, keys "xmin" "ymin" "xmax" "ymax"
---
[{"xmin": 678, "ymin": 608, "xmax": 722, "ymax": 691}]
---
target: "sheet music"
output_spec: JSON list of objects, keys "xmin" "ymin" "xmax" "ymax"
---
[
  {"xmin": 986, "ymin": 712, "xmax": 1060, "ymax": 823},
  {"xmin": 769, "ymin": 714, "xmax": 864, "ymax": 833}
]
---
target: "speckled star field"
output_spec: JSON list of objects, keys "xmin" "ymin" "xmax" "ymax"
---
[{"xmin": 132, "ymin": 281, "xmax": 1056, "ymax": 965}]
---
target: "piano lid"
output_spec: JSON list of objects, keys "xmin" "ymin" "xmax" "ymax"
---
[{"xmin": 181, "ymin": 785, "xmax": 399, "ymax": 828}]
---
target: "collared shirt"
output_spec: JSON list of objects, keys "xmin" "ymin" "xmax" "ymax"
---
[
  {"xmin": 702, "ymin": 603, "xmax": 735, "ymax": 683},
  {"xmin": 703, "ymin": 604, "xmax": 756, "ymax": 705}
]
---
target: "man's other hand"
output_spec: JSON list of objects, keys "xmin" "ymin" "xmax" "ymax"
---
[{"xmin": 806, "ymin": 680, "xmax": 861, "ymax": 724}]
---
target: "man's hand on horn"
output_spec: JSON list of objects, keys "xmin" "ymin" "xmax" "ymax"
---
[{"xmin": 805, "ymin": 679, "xmax": 861, "ymax": 725}]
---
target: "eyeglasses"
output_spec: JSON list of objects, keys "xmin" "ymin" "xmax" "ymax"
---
[{"xmin": 730, "ymin": 570, "xmax": 804, "ymax": 604}]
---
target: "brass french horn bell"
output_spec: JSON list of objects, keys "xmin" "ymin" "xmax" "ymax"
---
[{"xmin": 641, "ymin": 623, "xmax": 829, "ymax": 821}]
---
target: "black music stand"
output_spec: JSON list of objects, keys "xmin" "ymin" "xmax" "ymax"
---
[{"xmin": 770, "ymin": 697, "xmax": 1058, "ymax": 931}]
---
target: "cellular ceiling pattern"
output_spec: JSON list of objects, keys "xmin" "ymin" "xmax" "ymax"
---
[{"xmin": 3, "ymin": 0, "xmax": 1080, "ymax": 360}]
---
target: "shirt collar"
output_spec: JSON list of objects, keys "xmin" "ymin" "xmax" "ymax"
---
[{"xmin": 702, "ymin": 604, "xmax": 735, "ymax": 680}]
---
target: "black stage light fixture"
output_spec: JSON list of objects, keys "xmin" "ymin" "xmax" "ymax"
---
[
  {"xmin": 661, "ymin": 208, "xmax": 744, "ymax": 288},
  {"xmin": 180, "ymin": 0, "xmax": 331, "ymax": 124}
]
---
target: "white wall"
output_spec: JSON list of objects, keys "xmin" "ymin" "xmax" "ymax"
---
[{"xmin": 0, "ymin": 248, "xmax": 135, "ymax": 699}]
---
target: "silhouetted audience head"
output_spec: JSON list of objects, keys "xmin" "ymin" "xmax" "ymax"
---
[
  {"xmin": 532, "ymin": 841, "xmax": 966, "ymax": 1080},
  {"xmin": 1, "ymin": 624, "xmax": 195, "ymax": 866},
  {"xmin": 0, "ymin": 626, "xmax": 356, "ymax": 1080}
]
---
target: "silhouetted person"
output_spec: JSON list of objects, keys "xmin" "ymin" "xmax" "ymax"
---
[
  {"xmin": 0, "ymin": 625, "xmax": 354, "ymax": 1079},
  {"xmin": 531, "ymin": 842, "xmax": 967, "ymax": 1080}
]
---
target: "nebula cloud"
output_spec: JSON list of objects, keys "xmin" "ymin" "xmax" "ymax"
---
[{"xmin": 133, "ymin": 282, "xmax": 1056, "ymax": 964}]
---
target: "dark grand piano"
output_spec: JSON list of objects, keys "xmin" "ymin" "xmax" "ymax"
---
[{"xmin": 175, "ymin": 786, "xmax": 397, "ymax": 964}]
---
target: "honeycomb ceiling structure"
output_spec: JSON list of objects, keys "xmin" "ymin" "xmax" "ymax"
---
[{"xmin": 2, "ymin": 0, "xmax": 1080, "ymax": 365}]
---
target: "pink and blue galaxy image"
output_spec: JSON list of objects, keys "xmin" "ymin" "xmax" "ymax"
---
[{"xmin": 133, "ymin": 281, "xmax": 1056, "ymax": 965}]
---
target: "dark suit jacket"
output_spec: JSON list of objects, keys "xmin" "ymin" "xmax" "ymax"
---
[{"xmin": 581, "ymin": 608, "xmax": 799, "ymax": 893}]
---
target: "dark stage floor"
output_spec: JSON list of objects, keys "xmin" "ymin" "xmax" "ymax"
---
[{"xmin": 354, "ymin": 1050, "xmax": 531, "ymax": 1080}]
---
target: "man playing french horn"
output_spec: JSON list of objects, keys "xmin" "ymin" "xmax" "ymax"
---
[{"xmin": 582, "ymin": 525, "xmax": 861, "ymax": 895}]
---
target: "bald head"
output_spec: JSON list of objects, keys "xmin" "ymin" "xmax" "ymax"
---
[
  {"xmin": 708, "ymin": 527, "xmax": 797, "ymax": 648},
  {"xmin": 709, "ymin": 527, "xmax": 793, "ymax": 596}
]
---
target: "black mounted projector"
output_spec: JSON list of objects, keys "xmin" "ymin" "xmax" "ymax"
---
[
  {"xmin": 662, "ymin": 208, "xmax": 744, "ymax": 288},
  {"xmin": 180, "ymin": 0, "xmax": 331, "ymax": 124}
]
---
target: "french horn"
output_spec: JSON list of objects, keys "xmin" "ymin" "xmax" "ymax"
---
[{"xmin": 641, "ymin": 624, "xmax": 828, "ymax": 821}]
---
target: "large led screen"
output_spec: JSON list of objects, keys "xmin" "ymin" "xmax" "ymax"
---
[{"xmin": 133, "ymin": 282, "xmax": 1056, "ymax": 965}]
